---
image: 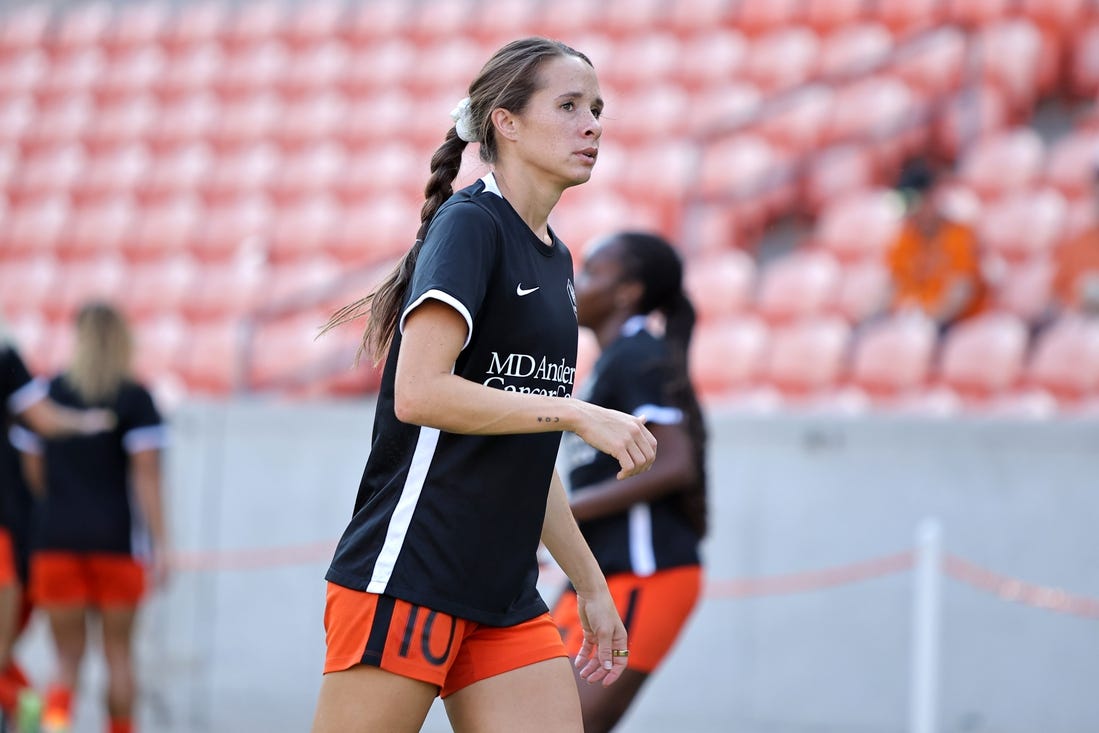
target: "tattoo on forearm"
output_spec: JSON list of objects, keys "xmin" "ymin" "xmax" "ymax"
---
[{"xmin": 537, "ymin": 416, "xmax": 561, "ymax": 423}]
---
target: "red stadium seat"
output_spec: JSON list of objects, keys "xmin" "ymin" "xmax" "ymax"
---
[
  {"xmin": 1069, "ymin": 21, "xmax": 1099, "ymax": 97},
  {"xmin": 46, "ymin": 255, "xmax": 128, "ymax": 324},
  {"xmin": 141, "ymin": 142, "xmax": 214, "ymax": 202},
  {"xmin": 1044, "ymin": 129, "xmax": 1099, "ymax": 200},
  {"xmin": 161, "ymin": 2, "xmax": 228, "ymax": 53},
  {"xmin": 122, "ymin": 256, "xmax": 200, "ymax": 320},
  {"xmin": 48, "ymin": 2, "xmax": 113, "ymax": 54},
  {"xmin": 403, "ymin": 37, "xmax": 485, "ymax": 94},
  {"xmin": 0, "ymin": 5, "xmax": 52, "ymax": 60},
  {"xmin": 405, "ymin": 0, "xmax": 477, "ymax": 44},
  {"xmin": 671, "ymin": 29, "xmax": 748, "ymax": 92},
  {"xmin": 0, "ymin": 51, "xmax": 48, "ymax": 100},
  {"xmin": 529, "ymin": 0, "xmax": 604, "ymax": 39},
  {"xmin": 958, "ymin": 127, "xmax": 1045, "ymax": 200},
  {"xmin": 755, "ymin": 250, "xmax": 842, "ymax": 324},
  {"xmin": 247, "ymin": 313, "xmax": 333, "ymax": 391},
  {"xmin": 151, "ymin": 44, "xmax": 224, "ymax": 101},
  {"xmin": 122, "ymin": 194, "xmax": 203, "ymax": 262},
  {"xmin": 977, "ymin": 187, "xmax": 1067, "ymax": 265},
  {"xmin": 683, "ymin": 250, "xmax": 757, "ymax": 322},
  {"xmin": 202, "ymin": 143, "xmax": 281, "ymax": 203},
  {"xmin": 267, "ymin": 195, "xmax": 342, "ymax": 263},
  {"xmin": 178, "ymin": 319, "xmax": 241, "ymax": 394},
  {"xmin": 736, "ymin": 0, "xmax": 803, "ymax": 36},
  {"xmin": 470, "ymin": 0, "xmax": 541, "ymax": 45},
  {"xmin": 764, "ymin": 316, "xmax": 852, "ymax": 397},
  {"xmin": 270, "ymin": 143, "xmax": 346, "ymax": 204},
  {"xmin": 990, "ymin": 257, "xmax": 1054, "ymax": 323},
  {"xmin": 279, "ymin": 41, "xmax": 350, "ymax": 98},
  {"xmin": 0, "ymin": 97, "xmax": 34, "ymax": 151},
  {"xmin": 1019, "ymin": 0, "xmax": 1086, "ymax": 30},
  {"xmin": 340, "ymin": 43, "xmax": 418, "ymax": 97},
  {"xmin": 0, "ymin": 254, "xmax": 59, "ymax": 319},
  {"xmin": 146, "ymin": 94, "xmax": 219, "ymax": 152},
  {"xmin": 806, "ymin": 0, "xmax": 868, "ymax": 33},
  {"xmin": 848, "ymin": 312, "xmax": 937, "ymax": 400},
  {"xmin": 181, "ymin": 260, "xmax": 266, "ymax": 323},
  {"xmin": 932, "ymin": 84, "xmax": 1010, "ymax": 161},
  {"xmin": 689, "ymin": 315, "xmax": 771, "ymax": 397},
  {"xmin": 834, "ymin": 260, "xmax": 892, "ymax": 323},
  {"xmin": 0, "ymin": 196, "xmax": 71, "ymax": 257},
  {"xmin": 665, "ymin": 0, "xmax": 733, "ymax": 36},
  {"xmin": 818, "ymin": 23, "xmax": 894, "ymax": 79},
  {"xmin": 946, "ymin": 0, "xmax": 1011, "ymax": 28},
  {"xmin": 743, "ymin": 27, "xmax": 821, "ymax": 93},
  {"xmin": 813, "ymin": 189, "xmax": 906, "ymax": 264},
  {"xmin": 19, "ymin": 96, "xmax": 93, "ymax": 153},
  {"xmin": 601, "ymin": 32, "xmax": 680, "ymax": 90},
  {"xmin": 56, "ymin": 196, "xmax": 137, "ymax": 261},
  {"xmin": 937, "ymin": 311, "xmax": 1029, "ymax": 399},
  {"xmin": 35, "ymin": 48, "xmax": 105, "ymax": 103},
  {"xmin": 9, "ymin": 144, "xmax": 86, "ymax": 202},
  {"xmin": 212, "ymin": 41, "xmax": 289, "ymax": 99},
  {"xmin": 973, "ymin": 19, "xmax": 1045, "ymax": 116},
  {"xmin": 891, "ymin": 27, "xmax": 966, "ymax": 96},
  {"xmin": 192, "ymin": 193, "xmax": 273, "ymax": 262},
  {"xmin": 132, "ymin": 313, "xmax": 189, "ymax": 386},
  {"xmin": 802, "ymin": 144, "xmax": 880, "ymax": 216},
  {"xmin": 824, "ymin": 76, "xmax": 917, "ymax": 150},
  {"xmin": 93, "ymin": 48, "xmax": 166, "ymax": 103},
  {"xmin": 81, "ymin": 96, "xmax": 159, "ymax": 153},
  {"xmin": 609, "ymin": 84, "xmax": 690, "ymax": 146},
  {"xmin": 757, "ymin": 84, "xmax": 833, "ymax": 155},
  {"xmin": 221, "ymin": 0, "xmax": 287, "ymax": 50},
  {"xmin": 102, "ymin": 3, "xmax": 171, "ymax": 55},
  {"xmin": 332, "ymin": 143, "xmax": 424, "ymax": 202},
  {"xmin": 602, "ymin": 0, "xmax": 666, "ymax": 38},
  {"xmin": 327, "ymin": 192, "xmax": 420, "ymax": 266},
  {"xmin": 341, "ymin": 0, "xmax": 413, "ymax": 47},
  {"xmin": 274, "ymin": 92, "xmax": 347, "ymax": 150},
  {"xmin": 1024, "ymin": 313, "xmax": 1099, "ymax": 403},
  {"xmin": 282, "ymin": 0, "xmax": 346, "ymax": 49},
  {"xmin": 687, "ymin": 82, "xmax": 762, "ymax": 138}
]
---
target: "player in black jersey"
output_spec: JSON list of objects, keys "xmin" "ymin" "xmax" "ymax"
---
[
  {"xmin": 1, "ymin": 315, "xmax": 114, "ymax": 728},
  {"xmin": 555, "ymin": 232, "xmax": 709, "ymax": 732},
  {"xmin": 312, "ymin": 38, "xmax": 657, "ymax": 733},
  {"xmin": 14, "ymin": 303, "xmax": 167, "ymax": 733}
]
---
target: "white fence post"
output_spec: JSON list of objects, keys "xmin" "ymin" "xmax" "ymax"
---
[{"xmin": 909, "ymin": 517, "xmax": 943, "ymax": 733}]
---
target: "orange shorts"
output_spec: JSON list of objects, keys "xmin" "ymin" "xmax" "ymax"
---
[
  {"xmin": 323, "ymin": 582, "xmax": 568, "ymax": 698},
  {"xmin": 30, "ymin": 552, "xmax": 145, "ymax": 608},
  {"xmin": 553, "ymin": 564, "xmax": 702, "ymax": 674},
  {"xmin": 0, "ymin": 530, "xmax": 16, "ymax": 588}
]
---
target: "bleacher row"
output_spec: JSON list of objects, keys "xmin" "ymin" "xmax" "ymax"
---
[{"xmin": 2, "ymin": 0, "xmax": 1099, "ymax": 413}]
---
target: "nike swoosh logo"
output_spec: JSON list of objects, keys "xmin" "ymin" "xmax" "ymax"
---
[{"xmin": 516, "ymin": 284, "xmax": 540, "ymax": 296}]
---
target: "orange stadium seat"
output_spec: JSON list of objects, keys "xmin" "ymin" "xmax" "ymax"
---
[
  {"xmin": 936, "ymin": 311, "xmax": 1029, "ymax": 400},
  {"xmin": 818, "ymin": 23, "xmax": 894, "ymax": 79},
  {"xmin": 977, "ymin": 187, "xmax": 1067, "ymax": 265},
  {"xmin": 687, "ymin": 82, "xmax": 763, "ymax": 138},
  {"xmin": 736, "ymin": 0, "xmax": 803, "ymax": 36},
  {"xmin": 122, "ymin": 194, "xmax": 203, "ymax": 262},
  {"xmin": 608, "ymin": 84, "xmax": 690, "ymax": 147},
  {"xmin": 689, "ymin": 314, "xmax": 771, "ymax": 398},
  {"xmin": 848, "ymin": 312, "xmax": 937, "ymax": 401},
  {"xmin": 743, "ymin": 27, "xmax": 821, "ymax": 93},
  {"xmin": 764, "ymin": 316, "xmax": 852, "ymax": 398},
  {"xmin": 958, "ymin": 127, "xmax": 1046, "ymax": 200},
  {"xmin": 683, "ymin": 249, "xmax": 757, "ymax": 321},
  {"xmin": 755, "ymin": 250, "xmax": 842, "ymax": 324},
  {"xmin": 875, "ymin": 0, "xmax": 942, "ymax": 36},
  {"xmin": 823, "ymin": 76, "xmax": 918, "ymax": 157}
]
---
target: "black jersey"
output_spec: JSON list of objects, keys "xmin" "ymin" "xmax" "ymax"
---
[
  {"xmin": 1, "ymin": 345, "xmax": 45, "ymax": 550},
  {"xmin": 563, "ymin": 317, "xmax": 701, "ymax": 577},
  {"xmin": 22, "ymin": 375, "xmax": 166, "ymax": 555},
  {"xmin": 327, "ymin": 175, "xmax": 579, "ymax": 626}
]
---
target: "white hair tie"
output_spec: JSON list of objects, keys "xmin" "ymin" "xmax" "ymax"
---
[{"xmin": 449, "ymin": 97, "xmax": 480, "ymax": 143}]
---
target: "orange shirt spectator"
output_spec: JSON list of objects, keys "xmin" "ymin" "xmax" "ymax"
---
[
  {"xmin": 886, "ymin": 217, "xmax": 989, "ymax": 328},
  {"xmin": 1053, "ymin": 226, "xmax": 1099, "ymax": 313}
]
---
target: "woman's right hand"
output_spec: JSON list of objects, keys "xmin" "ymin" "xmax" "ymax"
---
[{"xmin": 574, "ymin": 402, "xmax": 657, "ymax": 479}]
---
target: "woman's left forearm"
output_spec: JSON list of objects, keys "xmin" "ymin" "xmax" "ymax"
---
[{"xmin": 541, "ymin": 470, "xmax": 606, "ymax": 596}]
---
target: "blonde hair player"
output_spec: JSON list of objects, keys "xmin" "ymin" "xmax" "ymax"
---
[{"xmin": 312, "ymin": 37, "xmax": 656, "ymax": 733}]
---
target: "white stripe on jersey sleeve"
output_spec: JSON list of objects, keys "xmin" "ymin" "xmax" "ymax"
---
[
  {"xmin": 8, "ymin": 377, "xmax": 48, "ymax": 415},
  {"xmin": 123, "ymin": 424, "xmax": 169, "ymax": 454},
  {"xmin": 400, "ymin": 289, "xmax": 474, "ymax": 350},
  {"xmin": 8, "ymin": 424, "xmax": 42, "ymax": 455},
  {"xmin": 628, "ymin": 503, "xmax": 656, "ymax": 577},
  {"xmin": 633, "ymin": 404, "xmax": 683, "ymax": 425},
  {"xmin": 367, "ymin": 425, "xmax": 441, "ymax": 594}
]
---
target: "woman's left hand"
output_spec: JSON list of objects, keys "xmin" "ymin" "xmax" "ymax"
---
[{"xmin": 574, "ymin": 587, "xmax": 628, "ymax": 686}]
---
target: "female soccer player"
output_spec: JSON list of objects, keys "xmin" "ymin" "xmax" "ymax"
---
[
  {"xmin": 555, "ymin": 231, "xmax": 709, "ymax": 732},
  {"xmin": 312, "ymin": 37, "xmax": 656, "ymax": 733},
  {"xmin": 15, "ymin": 303, "xmax": 168, "ymax": 733}
]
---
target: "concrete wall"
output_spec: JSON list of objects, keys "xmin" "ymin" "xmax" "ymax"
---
[{"xmin": 18, "ymin": 401, "xmax": 1098, "ymax": 733}]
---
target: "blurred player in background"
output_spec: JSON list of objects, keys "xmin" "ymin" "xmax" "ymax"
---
[
  {"xmin": 14, "ymin": 303, "xmax": 168, "ymax": 733},
  {"xmin": 312, "ymin": 37, "xmax": 656, "ymax": 733},
  {"xmin": 1, "ymin": 314, "xmax": 115, "ymax": 732},
  {"xmin": 555, "ymin": 232, "xmax": 708, "ymax": 732}
]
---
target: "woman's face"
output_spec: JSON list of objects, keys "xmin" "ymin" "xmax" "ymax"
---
[
  {"xmin": 575, "ymin": 241, "xmax": 626, "ymax": 330},
  {"xmin": 507, "ymin": 54, "xmax": 603, "ymax": 189}
]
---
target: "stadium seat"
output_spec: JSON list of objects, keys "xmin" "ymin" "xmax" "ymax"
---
[
  {"xmin": 56, "ymin": 196, "xmax": 137, "ymax": 261},
  {"xmin": 405, "ymin": 0, "xmax": 477, "ymax": 44},
  {"xmin": 94, "ymin": 48, "xmax": 166, "ymax": 103},
  {"xmin": 266, "ymin": 256, "xmax": 342, "ymax": 307},
  {"xmin": 326, "ymin": 192, "xmax": 420, "ymax": 265},
  {"xmin": 1044, "ymin": 129, "xmax": 1099, "ymax": 200},
  {"xmin": 131, "ymin": 312, "xmax": 189, "ymax": 385},
  {"xmin": 683, "ymin": 249, "xmax": 757, "ymax": 322},
  {"xmin": 936, "ymin": 311, "xmax": 1029, "ymax": 400},
  {"xmin": 990, "ymin": 257, "xmax": 1054, "ymax": 323},
  {"xmin": 212, "ymin": 41, "xmax": 289, "ymax": 99},
  {"xmin": 806, "ymin": 0, "xmax": 868, "ymax": 33},
  {"xmin": 270, "ymin": 143, "xmax": 346, "ymax": 204},
  {"xmin": 601, "ymin": 0, "xmax": 666, "ymax": 39},
  {"xmin": 1069, "ymin": 20, "xmax": 1099, "ymax": 97},
  {"xmin": 341, "ymin": 0, "xmax": 413, "ymax": 47},
  {"xmin": 102, "ymin": 2, "xmax": 171, "ymax": 55},
  {"xmin": 201, "ymin": 143, "xmax": 281, "ymax": 203},
  {"xmin": 46, "ymin": 255, "xmax": 128, "ymax": 324},
  {"xmin": 932, "ymin": 84, "xmax": 1010, "ymax": 161},
  {"xmin": 36, "ymin": 48, "xmax": 105, "ymax": 103},
  {"xmin": 890, "ymin": 27, "xmax": 966, "ymax": 95},
  {"xmin": 757, "ymin": 84, "xmax": 833, "ymax": 155},
  {"xmin": 687, "ymin": 82, "xmax": 763, "ymax": 138},
  {"xmin": 152, "ymin": 44, "xmax": 224, "ymax": 101},
  {"xmin": 279, "ymin": 41, "xmax": 350, "ymax": 98},
  {"xmin": 736, "ymin": 0, "xmax": 803, "ymax": 36},
  {"xmin": 48, "ymin": 1, "xmax": 113, "ymax": 54},
  {"xmin": 689, "ymin": 314, "xmax": 771, "ymax": 397},
  {"xmin": 0, "ymin": 97, "xmax": 34, "ymax": 151},
  {"xmin": 824, "ymin": 76, "xmax": 917, "ymax": 150},
  {"xmin": 945, "ymin": 0, "xmax": 1012, "ymax": 28},
  {"xmin": 192, "ymin": 193, "xmax": 273, "ymax": 262},
  {"xmin": 161, "ymin": 1, "xmax": 228, "ymax": 53},
  {"xmin": 0, "ymin": 51, "xmax": 48, "ymax": 100},
  {"xmin": 609, "ymin": 84, "xmax": 690, "ymax": 146},
  {"xmin": 834, "ymin": 260, "xmax": 892, "ymax": 323},
  {"xmin": 977, "ymin": 187, "xmax": 1067, "ymax": 265},
  {"xmin": 146, "ymin": 94, "xmax": 219, "ymax": 152},
  {"xmin": 81, "ymin": 96, "xmax": 158, "ymax": 153},
  {"xmin": 801, "ymin": 145, "xmax": 881, "ymax": 217},
  {"xmin": 671, "ymin": 29, "xmax": 748, "ymax": 92},
  {"xmin": 958, "ymin": 127, "xmax": 1046, "ymax": 200},
  {"xmin": 178, "ymin": 319, "xmax": 242, "ymax": 394},
  {"xmin": 601, "ymin": 32, "xmax": 680, "ymax": 90},
  {"xmin": 0, "ymin": 196, "xmax": 70, "ymax": 257},
  {"xmin": 20, "ymin": 96, "xmax": 93, "ymax": 153},
  {"xmin": 247, "ymin": 313, "xmax": 334, "ymax": 391},
  {"xmin": 281, "ymin": 0, "xmax": 346, "ymax": 49},
  {"xmin": 1019, "ymin": 0, "xmax": 1087, "ymax": 30},
  {"xmin": 267, "ymin": 195, "xmax": 342, "ymax": 263},
  {"xmin": 403, "ymin": 37, "xmax": 486, "ymax": 94},
  {"xmin": 122, "ymin": 256, "xmax": 200, "ymax": 320},
  {"xmin": 274, "ymin": 91, "xmax": 347, "ymax": 150},
  {"xmin": 755, "ymin": 250, "xmax": 842, "ymax": 324},
  {"xmin": 0, "ymin": 5, "xmax": 52, "ymax": 60},
  {"xmin": 764, "ymin": 316, "xmax": 852, "ymax": 398},
  {"xmin": 552, "ymin": 190, "xmax": 657, "ymax": 253},
  {"xmin": 122, "ymin": 194, "xmax": 203, "ymax": 262},
  {"xmin": 9, "ymin": 144, "xmax": 85, "ymax": 202},
  {"xmin": 332, "ymin": 142, "xmax": 423, "ymax": 202},
  {"xmin": 743, "ymin": 27, "xmax": 821, "ymax": 93},
  {"xmin": 469, "ymin": 0, "xmax": 541, "ymax": 45},
  {"xmin": 0, "ymin": 254, "xmax": 59, "ymax": 319},
  {"xmin": 529, "ymin": 0, "xmax": 604, "ymax": 39},
  {"xmin": 665, "ymin": 0, "xmax": 732, "ymax": 36},
  {"xmin": 848, "ymin": 312, "xmax": 937, "ymax": 400},
  {"xmin": 973, "ymin": 19, "xmax": 1046, "ymax": 116},
  {"xmin": 141, "ymin": 142, "xmax": 214, "ymax": 202},
  {"xmin": 818, "ymin": 23, "xmax": 894, "ymax": 79},
  {"xmin": 221, "ymin": 0, "xmax": 287, "ymax": 50},
  {"xmin": 1023, "ymin": 313, "xmax": 1099, "ymax": 404},
  {"xmin": 181, "ymin": 259, "xmax": 266, "ymax": 323},
  {"xmin": 339, "ymin": 42, "xmax": 418, "ymax": 97}
]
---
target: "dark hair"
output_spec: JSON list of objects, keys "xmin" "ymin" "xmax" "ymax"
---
[
  {"xmin": 322, "ymin": 37, "xmax": 593, "ymax": 364},
  {"xmin": 611, "ymin": 232, "xmax": 709, "ymax": 537}
]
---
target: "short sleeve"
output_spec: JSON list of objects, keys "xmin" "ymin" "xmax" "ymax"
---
[
  {"xmin": 606, "ymin": 343, "xmax": 683, "ymax": 426},
  {"xmin": 399, "ymin": 201, "xmax": 499, "ymax": 349},
  {"xmin": 119, "ymin": 384, "xmax": 167, "ymax": 454},
  {"xmin": 1, "ymin": 346, "xmax": 46, "ymax": 415}
]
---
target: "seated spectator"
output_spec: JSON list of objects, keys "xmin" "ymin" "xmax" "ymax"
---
[{"xmin": 884, "ymin": 162, "xmax": 989, "ymax": 331}]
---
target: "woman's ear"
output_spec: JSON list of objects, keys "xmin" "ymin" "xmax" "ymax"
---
[
  {"xmin": 616, "ymin": 280, "xmax": 644, "ymax": 311},
  {"xmin": 491, "ymin": 108, "xmax": 519, "ymax": 142}
]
